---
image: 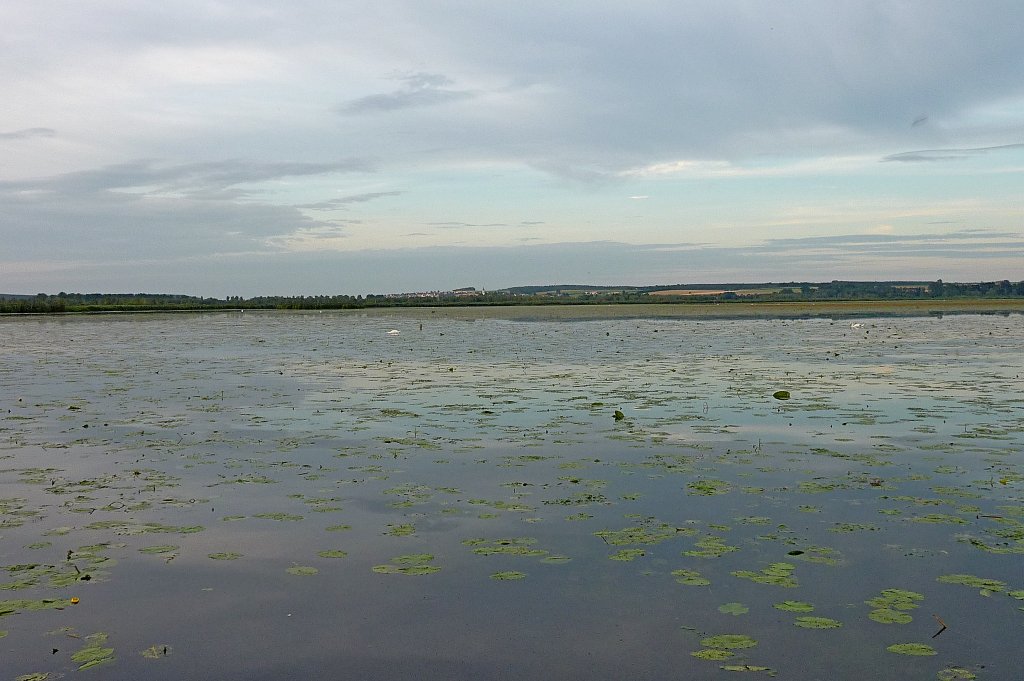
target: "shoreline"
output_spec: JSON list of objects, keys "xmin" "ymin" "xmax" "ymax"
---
[{"xmin": 4, "ymin": 298, "xmax": 1024, "ymax": 320}]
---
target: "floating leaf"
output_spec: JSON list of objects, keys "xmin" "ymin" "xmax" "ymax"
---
[
  {"xmin": 718, "ymin": 602, "xmax": 749, "ymax": 616},
  {"xmin": 285, "ymin": 565, "xmax": 318, "ymax": 576},
  {"xmin": 793, "ymin": 616, "xmax": 842, "ymax": 629},
  {"xmin": 672, "ymin": 569, "xmax": 711, "ymax": 586},
  {"xmin": 138, "ymin": 545, "xmax": 179, "ymax": 555},
  {"xmin": 773, "ymin": 601, "xmax": 814, "ymax": 613},
  {"xmin": 491, "ymin": 571, "xmax": 526, "ymax": 580},
  {"xmin": 692, "ymin": 649, "xmax": 734, "ymax": 660},
  {"xmin": 772, "ymin": 391, "xmax": 790, "ymax": 400},
  {"xmin": 317, "ymin": 550, "xmax": 348, "ymax": 558},
  {"xmin": 887, "ymin": 643, "xmax": 937, "ymax": 656},
  {"xmin": 609, "ymin": 549, "xmax": 645, "ymax": 561},
  {"xmin": 208, "ymin": 552, "xmax": 242, "ymax": 560},
  {"xmin": 701, "ymin": 634, "xmax": 757, "ymax": 649}
]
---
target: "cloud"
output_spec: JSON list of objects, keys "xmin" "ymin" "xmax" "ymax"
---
[
  {"xmin": 338, "ymin": 72, "xmax": 476, "ymax": 114},
  {"xmin": 882, "ymin": 143, "xmax": 1024, "ymax": 163},
  {"xmin": 296, "ymin": 191, "xmax": 403, "ymax": 210},
  {"xmin": 0, "ymin": 127, "xmax": 56, "ymax": 140},
  {"xmin": 7, "ymin": 230, "xmax": 1020, "ymax": 297},
  {"xmin": 0, "ymin": 159, "xmax": 370, "ymax": 197},
  {"xmin": 0, "ymin": 159, "xmax": 371, "ymax": 261}
]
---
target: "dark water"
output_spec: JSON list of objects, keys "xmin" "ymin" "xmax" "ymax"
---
[{"xmin": 1, "ymin": 309, "xmax": 1022, "ymax": 680}]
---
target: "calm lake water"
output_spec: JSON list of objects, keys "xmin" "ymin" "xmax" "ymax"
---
[{"xmin": 2, "ymin": 308, "xmax": 1022, "ymax": 680}]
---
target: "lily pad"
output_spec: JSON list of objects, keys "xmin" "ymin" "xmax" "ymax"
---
[
  {"xmin": 774, "ymin": 600, "xmax": 814, "ymax": 612},
  {"xmin": 772, "ymin": 390, "xmax": 791, "ymax": 400},
  {"xmin": 692, "ymin": 649, "xmax": 734, "ymax": 660},
  {"xmin": 491, "ymin": 571, "xmax": 527, "ymax": 580},
  {"xmin": 887, "ymin": 643, "xmax": 937, "ymax": 656},
  {"xmin": 718, "ymin": 602, "xmax": 749, "ymax": 616},
  {"xmin": 285, "ymin": 565, "xmax": 319, "ymax": 576},
  {"xmin": 701, "ymin": 634, "xmax": 757, "ymax": 649},
  {"xmin": 672, "ymin": 569, "xmax": 711, "ymax": 586},
  {"xmin": 208, "ymin": 552, "xmax": 243, "ymax": 560},
  {"xmin": 793, "ymin": 616, "xmax": 842, "ymax": 629},
  {"xmin": 317, "ymin": 550, "xmax": 348, "ymax": 558}
]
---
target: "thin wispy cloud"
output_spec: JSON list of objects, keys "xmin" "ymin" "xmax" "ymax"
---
[
  {"xmin": 338, "ymin": 73, "xmax": 476, "ymax": 114},
  {"xmin": 882, "ymin": 143, "xmax": 1024, "ymax": 163},
  {"xmin": 0, "ymin": 127, "xmax": 55, "ymax": 140}
]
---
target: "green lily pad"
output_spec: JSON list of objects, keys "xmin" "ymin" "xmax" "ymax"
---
[
  {"xmin": 491, "ymin": 571, "xmax": 527, "ymax": 580},
  {"xmin": 936, "ymin": 574, "xmax": 1006, "ymax": 592},
  {"xmin": 772, "ymin": 390, "xmax": 791, "ymax": 400},
  {"xmin": 208, "ymin": 552, "xmax": 242, "ymax": 560},
  {"xmin": 718, "ymin": 602, "xmax": 749, "ymax": 616},
  {"xmin": 732, "ymin": 562, "xmax": 797, "ymax": 587},
  {"xmin": 672, "ymin": 569, "xmax": 711, "ymax": 586},
  {"xmin": 774, "ymin": 600, "xmax": 814, "ymax": 612},
  {"xmin": 286, "ymin": 565, "xmax": 319, "ymax": 576},
  {"xmin": 701, "ymin": 634, "xmax": 757, "ymax": 649},
  {"xmin": 141, "ymin": 644, "xmax": 172, "ymax": 658},
  {"xmin": 793, "ymin": 616, "xmax": 842, "ymax": 629},
  {"xmin": 609, "ymin": 549, "xmax": 646, "ymax": 561},
  {"xmin": 692, "ymin": 649, "xmax": 734, "ymax": 660},
  {"xmin": 317, "ymin": 550, "xmax": 348, "ymax": 558},
  {"xmin": 72, "ymin": 632, "xmax": 114, "ymax": 670},
  {"xmin": 868, "ymin": 609, "xmax": 913, "ymax": 624},
  {"xmin": 887, "ymin": 643, "xmax": 937, "ymax": 656},
  {"xmin": 138, "ymin": 545, "xmax": 179, "ymax": 555}
]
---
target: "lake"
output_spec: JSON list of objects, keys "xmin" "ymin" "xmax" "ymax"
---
[{"xmin": 2, "ymin": 307, "xmax": 1022, "ymax": 680}]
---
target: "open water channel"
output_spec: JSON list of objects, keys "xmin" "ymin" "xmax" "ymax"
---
[{"xmin": 1, "ymin": 307, "xmax": 1022, "ymax": 679}]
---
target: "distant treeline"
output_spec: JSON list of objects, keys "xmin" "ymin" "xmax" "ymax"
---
[{"xmin": 2, "ymin": 279, "xmax": 1024, "ymax": 313}]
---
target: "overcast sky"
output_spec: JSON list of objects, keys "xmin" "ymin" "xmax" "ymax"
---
[{"xmin": 2, "ymin": 1, "xmax": 1022, "ymax": 295}]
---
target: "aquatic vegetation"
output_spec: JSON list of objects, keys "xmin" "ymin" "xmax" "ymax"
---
[
  {"xmin": 317, "ymin": 550, "xmax": 348, "ymax": 558},
  {"xmin": 138, "ymin": 545, "xmax": 179, "ymax": 554},
  {"xmin": 595, "ymin": 521, "xmax": 691, "ymax": 546},
  {"xmin": 866, "ymin": 588, "xmax": 922, "ymax": 624},
  {"xmin": 208, "ymin": 552, "xmax": 243, "ymax": 560},
  {"xmin": 887, "ymin": 643, "xmax": 937, "ymax": 656},
  {"xmin": 718, "ymin": 602, "xmax": 749, "ymax": 615},
  {"xmin": 463, "ymin": 537, "xmax": 548, "ymax": 557},
  {"xmin": 0, "ymin": 598, "xmax": 75, "ymax": 616},
  {"xmin": 701, "ymin": 634, "xmax": 758, "ymax": 649},
  {"xmin": 253, "ymin": 513, "xmax": 303, "ymax": 522},
  {"xmin": 372, "ymin": 554, "xmax": 441, "ymax": 575},
  {"xmin": 691, "ymin": 648, "xmax": 734, "ymax": 660},
  {"xmin": 286, "ymin": 565, "xmax": 319, "ymax": 576},
  {"xmin": 772, "ymin": 391, "xmax": 791, "ymax": 400},
  {"xmin": 687, "ymin": 479, "xmax": 731, "ymax": 496},
  {"xmin": 936, "ymin": 574, "xmax": 1007, "ymax": 594},
  {"xmin": 684, "ymin": 535, "xmax": 740, "ymax": 559},
  {"xmin": 793, "ymin": 616, "xmax": 842, "ymax": 629},
  {"xmin": 71, "ymin": 632, "xmax": 115, "ymax": 670},
  {"xmin": 672, "ymin": 569, "xmax": 711, "ymax": 586},
  {"xmin": 608, "ymin": 549, "xmax": 645, "ymax": 561},
  {"xmin": 141, "ymin": 644, "xmax": 172, "ymax": 659},
  {"xmin": 773, "ymin": 600, "xmax": 814, "ymax": 612},
  {"xmin": 786, "ymin": 545, "xmax": 842, "ymax": 566},
  {"xmin": 491, "ymin": 571, "xmax": 526, "ymax": 580},
  {"xmin": 731, "ymin": 563, "xmax": 797, "ymax": 587},
  {"xmin": 385, "ymin": 524, "xmax": 416, "ymax": 537}
]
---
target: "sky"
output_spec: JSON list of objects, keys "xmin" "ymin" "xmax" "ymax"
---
[{"xmin": 1, "ymin": 0, "xmax": 1022, "ymax": 296}]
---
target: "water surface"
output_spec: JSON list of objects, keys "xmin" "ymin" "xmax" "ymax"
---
[{"xmin": 2, "ymin": 308, "xmax": 1022, "ymax": 679}]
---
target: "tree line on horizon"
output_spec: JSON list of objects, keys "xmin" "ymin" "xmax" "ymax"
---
[{"xmin": 2, "ymin": 279, "xmax": 1023, "ymax": 314}]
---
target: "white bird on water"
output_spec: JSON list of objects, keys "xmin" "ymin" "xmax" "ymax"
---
[
  {"xmin": 850, "ymin": 323, "xmax": 864, "ymax": 329},
  {"xmin": 386, "ymin": 329, "xmax": 400, "ymax": 336}
]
